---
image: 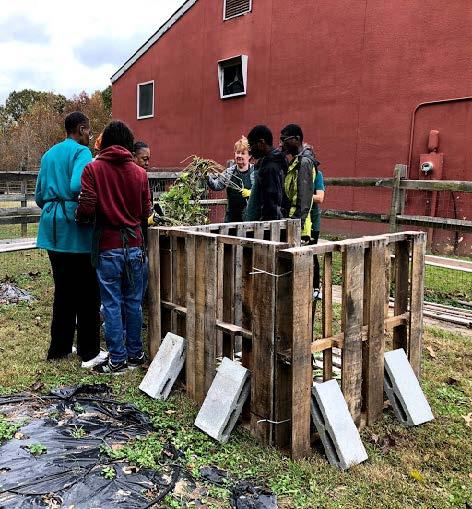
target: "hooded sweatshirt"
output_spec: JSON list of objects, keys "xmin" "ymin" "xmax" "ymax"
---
[
  {"xmin": 245, "ymin": 148, "xmax": 287, "ymax": 221},
  {"xmin": 76, "ymin": 145, "xmax": 151, "ymax": 252},
  {"xmin": 284, "ymin": 146, "xmax": 318, "ymax": 237}
]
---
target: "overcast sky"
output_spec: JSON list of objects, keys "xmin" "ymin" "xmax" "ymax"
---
[{"xmin": 0, "ymin": 0, "xmax": 184, "ymax": 104}]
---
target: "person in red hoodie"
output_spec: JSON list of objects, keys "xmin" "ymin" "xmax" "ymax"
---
[{"xmin": 76, "ymin": 120, "xmax": 151, "ymax": 374}]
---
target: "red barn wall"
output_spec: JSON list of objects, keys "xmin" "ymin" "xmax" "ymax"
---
[{"xmin": 112, "ymin": 0, "xmax": 472, "ymax": 248}]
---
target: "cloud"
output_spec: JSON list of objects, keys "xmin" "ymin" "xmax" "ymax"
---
[
  {"xmin": 74, "ymin": 35, "xmax": 144, "ymax": 69},
  {"xmin": 0, "ymin": 15, "xmax": 50, "ymax": 44}
]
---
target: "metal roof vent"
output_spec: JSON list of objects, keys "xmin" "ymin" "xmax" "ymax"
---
[{"xmin": 224, "ymin": 0, "xmax": 252, "ymax": 20}]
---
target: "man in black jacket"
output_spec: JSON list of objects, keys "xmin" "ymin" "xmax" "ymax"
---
[{"xmin": 246, "ymin": 125, "xmax": 287, "ymax": 221}]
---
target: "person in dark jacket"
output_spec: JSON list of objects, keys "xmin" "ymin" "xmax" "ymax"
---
[
  {"xmin": 207, "ymin": 136, "xmax": 255, "ymax": 222},
  {"xmin": 76, "ymin": 121, "xmax": 151, "ymax": 374},
  {"xmin": 35, "ymin": 111, "xmax": 105, "ymax": 368},
  {"xmin": 245, "ymin": 125, "xmax": 287, "ymax": 221},
  {"xmin": 280, "ymin": 124, "xmax": 316, "ymax": 239}
]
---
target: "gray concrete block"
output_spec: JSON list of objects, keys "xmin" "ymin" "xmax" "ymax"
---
[
  {"xmin": 384, "ymin": 348, "xmax": 434, "ymax": 426},
  {"xmin": 195, "ymin": 357, "xmax": 250, "ymax": 443},
  {"xmin": 139, "ymin": 332, "xmax": 186, "ymax": 400},
  {"xmin": 311, "ymin": 380, "xmax": 368, "ymax": 470}
]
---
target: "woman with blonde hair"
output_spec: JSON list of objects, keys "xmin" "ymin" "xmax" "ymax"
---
[{"xmin": 207, "ymin": 136, "xmax": 254, "ymax": 222}]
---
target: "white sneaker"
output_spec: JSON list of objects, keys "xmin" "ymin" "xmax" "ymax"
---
[
  {"xmin": 313, "ymin": 288, "xmax": 323, "ymax": 301},
  {"xmin": 71, "ymin": 346, "xmax": 77, "ymax": 354},
  {"xmin": 81, "ymin": 350, "xmax": 109, "ymax": 369}
]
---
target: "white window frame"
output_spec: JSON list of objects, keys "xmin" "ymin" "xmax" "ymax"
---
[
  {"xmin": 218, "ymin": 55, "xmax": 248, "ymax": 100},
  {"xmin": 223, "ymin": 0, "xmax": 252, "ymax": 21},
  {"xmin": 136, "ymin": 80, "xmax": 155, "ymax": 119}
]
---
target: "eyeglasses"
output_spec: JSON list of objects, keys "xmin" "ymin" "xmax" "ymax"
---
[{"xmin": 280, "ymin": 135, "xmax": 297, "ymax": 143}]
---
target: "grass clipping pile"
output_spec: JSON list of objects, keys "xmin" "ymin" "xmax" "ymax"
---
[{"xmin": 158, "ymin": 156, "xmax": 226, "ymax": 226}]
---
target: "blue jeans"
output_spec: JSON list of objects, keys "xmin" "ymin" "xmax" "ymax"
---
[{"xmin": 96, "ymin": 247, "xmax": 147, "ymax": 364}]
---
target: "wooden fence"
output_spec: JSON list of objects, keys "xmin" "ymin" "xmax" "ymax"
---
[
  {"xmin": 1, "ymin": 167, "xmax": 471, "ymax": 236},
  {"xmin": 148, "ymin": 219, "xmax": 426, "ymax": 458}
]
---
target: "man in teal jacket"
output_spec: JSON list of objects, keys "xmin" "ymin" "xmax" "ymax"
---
[{"xmin": 36, "ymin": 112, "xmax": 106, "ymax": 368}]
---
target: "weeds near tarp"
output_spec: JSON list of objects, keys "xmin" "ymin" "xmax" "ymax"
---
[{"xmin": 0, "ymin": 385, "xmax": 277, "ymax": 508}]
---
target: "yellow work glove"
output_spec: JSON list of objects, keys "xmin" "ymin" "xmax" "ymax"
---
[
  {"xmin": 241, "ymin": 188, "xmax": 251, "ymax": 199},
  {"xmin": 147, "ymin": 214, "xmax": 155, "ymax": 226}
]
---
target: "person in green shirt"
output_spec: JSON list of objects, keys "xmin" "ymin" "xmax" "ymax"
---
[
  {"xmin": 207, "ymin": 136, "xmax": 254, "ymax": 222},
  {"xmin": 35, "ymin": 112, "xmax": 105, "ymax": 368},
  {"xmin": 311, "ymin": 168, "xmax": 325, "ymax": 299}
]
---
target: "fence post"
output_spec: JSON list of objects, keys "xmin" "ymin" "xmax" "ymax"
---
[
  {"xmin": 20, "ymin": 178, "xmax": 27, "ymax": 237},
  {"xmin": 409, "ymin": 232, "xmax": 426, "ymax": 377},
  {"xmin": 389, "ymin": 164, "xmax": 407, "ymax": 233}
]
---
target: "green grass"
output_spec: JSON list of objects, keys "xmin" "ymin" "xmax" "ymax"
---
[
  {"xmin": 0, "ymin": 250, "xmax": 471, "ymax": 508},
  {"xmin": 325, "ymin": 251, "xmax": 471, "ymax": 308}
]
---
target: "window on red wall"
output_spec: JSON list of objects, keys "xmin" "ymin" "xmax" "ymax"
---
[
  {"xmin": 218, "ymin": 55, "xmax": 248, "ymax": 99},
  {"xmin": 223, "ymin": 0, "xmax": 252, "ymax": 21},
  {"xmin": 137, "ymin": 81, "xmax": 154, "ymax": 119}
]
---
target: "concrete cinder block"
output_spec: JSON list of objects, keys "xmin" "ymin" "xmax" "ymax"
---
[
  {"xmin": 139, "ymin": 332, "xmax": 186, "ymax": 400},
  {"xmin": 195, "ymin": 357, "xmax": 250, "ymax": 443},
  {"xmin": 384, "ymin": 348, "xmax": 434, "ymax": 426},
  {"xmin": 311, "ymin": 380, "xmax": 368, "ymax": 470}
]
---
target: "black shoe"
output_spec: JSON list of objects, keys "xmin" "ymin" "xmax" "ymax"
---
[
  {"xmin": 127, "ymin": 352, "xmax": 146, "ymax": 370},
  {"xmin": 93, "ymin": 359, "xmax": 128, "ymax": 375}
]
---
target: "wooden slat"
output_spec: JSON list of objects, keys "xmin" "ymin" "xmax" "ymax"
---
[
  {"xmin": 397, "ymin": 215, "xmax": 472, "ymax": 233},
  {"xmin": 311, "ymin": 313, "xmax": 410, "ymax": 352},
  {"xmin": 161, "ymin": 300, "xmax": 186, "ymax": 314},
  {"xmin": 289, "ymin": 252, "xmax": 313, "ymax": 459},
  {"xmin": 286, "ymin": 219, "xmax": 301, "ymax": 245},
  {"xmin": 322, "ymin": 252, "xmax": 333, "ymax": 380},
  {"xmin": 241, "ymin": 245, "xmax": 254, "ymax": 421},
  {"xmin": 400, "ymin": 179, "xmax": 472, "ymax": 192},
  {"xmin": 362, "ymin": 238, "xmax": 386, "ymax": 425},
  {"xmin": 393, "ymin": 240, "xmax": 410, "ymax": 351},
  {"xmin": 234, "ymin": 225, "xmax": 245, "ymax": 323},
  {"xmin": 222, "ymin": 242, "xmax": 235, "ymax": 359},
  {"xmin": 194, "ymin": 236, "xmax": 207, "ymax": 404},
  {"xmin": 159, "ymin": 234, "xmax": 173, "ymax": 340},
  {"xmin": 253, "ymin": 223, "xmax": 264, "ymax": 240},
  {"xmin": 147, "ymin": 229, "xmax": 161, "ymax": 359},
  {"xmin": 270, "ymin": 221, "xmax": 281, "ymax": 242},
  {"xmin": 185, "ymin": 235, "xmax": 197, "ymax": 399},
  {"xmin": 203, "ymin": 236, "xmax": 218, "ymax": 396},
  {"xmin": 216, "ymin": 321, "xmax": 252, "ymax": 338},
  {"xmin": 251, "ymin": 243, "xmax": 277, "ymax": 444},
  {"xmin": 409, "ymin": 233, "xmax": 426, "ymax": 377},
  {"xmin": 341, "ymin": 244, "xmax": 364, "ymax": 425},
  {"xmin": 274, "ymin": 255, "xmax": 293, "ymax": 450}
]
